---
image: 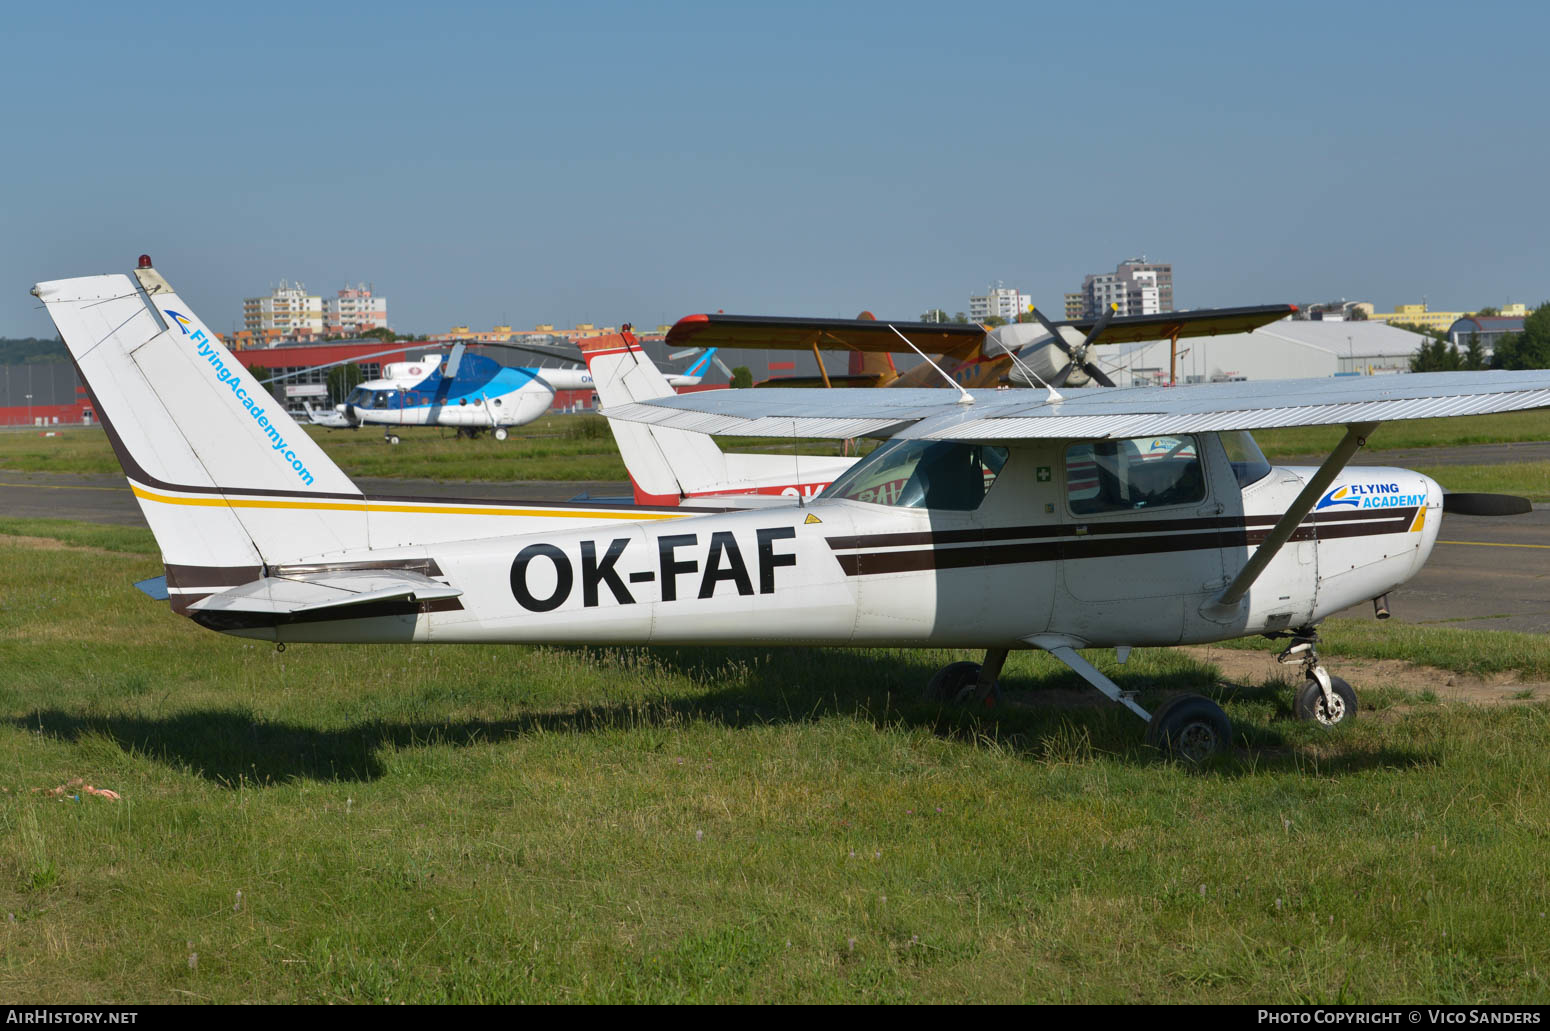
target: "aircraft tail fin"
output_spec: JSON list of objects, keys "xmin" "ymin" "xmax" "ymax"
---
[
  {"xmin": 682, "ymin": 347, "xmax": 717, "ymax": 380},
  {"xmin": 578, "ymin": 332, "xmax": 727, "ymax": 504},
  {"xmin": 32, "ymin": 263, "xmax": 369, "ymax": 602},
  {"xmin": 849, "ymin": 349, "xmax": 898, "ymax": 384}
]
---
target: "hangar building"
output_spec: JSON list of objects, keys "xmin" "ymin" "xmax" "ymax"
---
[{"xmin": 1091, "ymin": 319, "xmax": 1433, "ymax": 388}]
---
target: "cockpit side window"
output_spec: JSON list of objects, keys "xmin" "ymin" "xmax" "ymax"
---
[
  {"xmin": 1066, "ymin": 435, "xmax": 1205, "ymax": 514},
  {"xmin": 823, "ymin": 440, "xmax": 1008, "ymax": 511}
]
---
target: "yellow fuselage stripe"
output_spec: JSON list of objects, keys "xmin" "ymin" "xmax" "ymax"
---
[{"xmin": 129, "ymin": 484, "xmax": 686, "ymax": 521}]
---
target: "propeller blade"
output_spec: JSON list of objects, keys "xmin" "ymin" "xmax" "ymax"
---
[
  {"xmin": 1080, "ymin": 303, "xmax": 1118, "ymax": 351},
  {"xmin": 1028, "ymin": 307, "xmax": 1075, "ymax": 357},
  {"xmin": 1047, "ymin": 362, "xmax": 1075, "ymax": 388},
  {"xmin": 712, "ymin": 356, "xmax": 734, "ymax": 378},
  {"xmin": 1079, "ymin": 360, "xmax": 1117, "ymax": 388},
  {"xmin": 668, "ymin": 347, "xmax": 702, "ymax": 361},
  {"xmin": 1443, "ymin": 492, "xmax": 1532, "ymax": 516}
]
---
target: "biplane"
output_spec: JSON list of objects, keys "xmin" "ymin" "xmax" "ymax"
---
[
  {"xmin": 35, "ymin": 259, "xmax": 1540, "ymax": 760},
  {"xmin": 663, "ymin": 303, "xmax": 1298, "ymax": 391}
]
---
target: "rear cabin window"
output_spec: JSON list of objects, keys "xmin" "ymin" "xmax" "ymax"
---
[
  {"xmin": 824, "ymin": 440, "xmax": 1009, "ymax": 511},
  {"xmin": 1066, "ymin": 436, "xmax": 1205, "ymax": 514}
]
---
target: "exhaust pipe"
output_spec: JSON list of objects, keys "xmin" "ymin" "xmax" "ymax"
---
[{"xmin": 1373, "ymin": 594, "xmax": 1391, "ymax": 620}]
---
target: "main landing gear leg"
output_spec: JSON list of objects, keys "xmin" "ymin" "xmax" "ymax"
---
[
  {"xmin": 974, "ymin": 648, "xmax": 1007, "ymax": 708},
  {"xmin": 1278, "ymin": 628, "xmax": 1357, "ymax": 727},
  {"xmin": 924, "ymin": 648, "xmax": 1006, "ymax": 708},
  {"xmin": 1031, "ymin": 638, "xmax": 1230, "ymax": 762}
]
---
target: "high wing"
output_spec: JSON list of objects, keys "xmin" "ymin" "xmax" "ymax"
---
[
  {"xmin": 1051, "ymin": 304, "xmax": 1299, "ymax": 345},
  {"xmin": 664, "ymin": 314, "xmax": 987, "ymax": 358},
  {"xmin": 601, "ymin": 370, "xmax": 1550, "ymax": 441},
  {"xmin": 662, "ymin": 304, "xmax": 1298, "ymax": 358}
]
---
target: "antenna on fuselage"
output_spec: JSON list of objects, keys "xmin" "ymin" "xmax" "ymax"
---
[
  {"xmin": 1003, "ymin": 346, "xmax": 1064, "ymax": 403},
  {"xmin": 887, "ymin": 324, "xmax": 974, "ymax": 405}
]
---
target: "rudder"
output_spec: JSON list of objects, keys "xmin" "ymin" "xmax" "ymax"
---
[{"xmin": 33, "ymin": 263, "xmax": 370, "ymax": 602}]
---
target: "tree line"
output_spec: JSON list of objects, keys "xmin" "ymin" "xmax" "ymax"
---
[
  {"xmin": 0, "ymin": 337, "xmax": 66, "ymax": 364},
  {"xmin": 1408, "ymin": 304, "xmax": 1549, "ymax": 372}
]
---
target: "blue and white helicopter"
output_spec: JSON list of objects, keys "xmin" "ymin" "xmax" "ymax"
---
[{"xmin": 305, "ymin": 341, "xmax": 718, "ymax": 443}]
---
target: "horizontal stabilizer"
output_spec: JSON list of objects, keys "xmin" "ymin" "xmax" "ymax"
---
[
  {"xmin": 134, "ymin": 576, "xmax": 170, "ymax": 601},
  {"xmin": 188, "ymin": 570, "xmax": 460, "ymax": 616}
]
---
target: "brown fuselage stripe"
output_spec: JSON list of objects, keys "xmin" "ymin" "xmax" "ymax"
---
[
  {"xmin": 831, "ymin": 508, "xmax": 1419, "ymax": 576},
  {"xmin": 823, "ymin": 507, "xmax": 1414, "ymax": 552},
  {"xmin": 164, "ymin": 564, "xmax": 265, "ymax": 589}
]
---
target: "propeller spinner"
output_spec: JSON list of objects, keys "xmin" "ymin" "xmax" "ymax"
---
[{"xmin": 1022, "ymin": 304, "xmax": 1119, "ymax": 388}]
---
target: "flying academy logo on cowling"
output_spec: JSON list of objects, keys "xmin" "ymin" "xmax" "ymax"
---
[{"xmin": 1316, "ymin": 483, "xmax": 1427, "ymax": 511}]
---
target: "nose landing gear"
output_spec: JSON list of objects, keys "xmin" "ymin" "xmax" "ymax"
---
[{"xmin": 1278, "ymin": 628, "xmax": 1357, "ymax": 727}]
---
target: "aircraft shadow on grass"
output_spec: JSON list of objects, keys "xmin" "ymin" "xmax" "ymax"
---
[{"xmin": 11, "ymin": 647, "xmax": 1438, "ymax": 785}]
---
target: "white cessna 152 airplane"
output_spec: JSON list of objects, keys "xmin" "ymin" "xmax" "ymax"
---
[{"xmin": 35, "ymin": 259, "xmax": 1543, "ymax": 760}]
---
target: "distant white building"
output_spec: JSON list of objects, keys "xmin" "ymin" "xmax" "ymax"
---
[
  {"xmin": 1089, "ymin": 320, "xmax": 1432, "ymax": 387},
  {"xmin": 1079, "ymin": 258, "xmax": 1174, "ymax": 318},
  {"xmin": 243, "ymin": 281, "xmax": 324, "ymax": 336},
  {"xmin": 969, "ymin": 284, "xmax": 1032, "ymax": 322},
  {"xmin": 325, "ymin": 284, "xmax": 389, "ymax": 335}
]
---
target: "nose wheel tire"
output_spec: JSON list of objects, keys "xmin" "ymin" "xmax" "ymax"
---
[
  {"xmin": 386, "ymin": 434, "xmax": 401, "ymax": 445},
  {"xmin": 925, "ymin": 661, "xmax": 999, "ymax": 707},
  {"xmin": 494, "ymin": 427, "xmax": 509, "ymax": 440},
  {"xmin": 1294, "ymin": 675, "xmax": 1357, "ymax": 726},
  {"xmin": 1145, "ymin": 695, "xmax": 1230, "ymax": 762}
]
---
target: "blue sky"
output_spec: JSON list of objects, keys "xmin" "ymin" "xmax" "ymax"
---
[{"xmin": 3, "ymin": 0, "xmax": 1544, "ymax": 337}]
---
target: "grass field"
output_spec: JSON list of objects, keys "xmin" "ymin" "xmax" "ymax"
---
[
  {"xmin": 1253, "ymin": 410, "xmax": 1550, "ymax": 457},
  {"xmin": 0, "ymin": 417, "xmax": 854, "ymax": 483},
  {"xmin": 2, "ymin": 521, "xmax": 1547, "ymax": 1003},
  {"xmin": 5, "ymin": 407, "xmax": 1550, "ymax": 486}
]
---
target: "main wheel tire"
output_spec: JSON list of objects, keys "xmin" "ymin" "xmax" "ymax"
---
[
  {"xmin": 387, "ymin": 435, "xmax": 401, "ymax": 445},
  {"xmin": 1294, "ymin": 676, "xmax": 1357, "ymax": 726},
  {"xmin": 1144, "ymin": 693, "xmax": 1192, "ymax": 734},
  {"xmin": 1146, "ymin": 695, "xmax": 1230, "ymax": 762},
  {"xmin": 494, "ymin": 427, "xmax": 509, "ymax": 441},
  {"xmin": 924, "ymin": 661, "xmax": 998, "ymax": 706}
]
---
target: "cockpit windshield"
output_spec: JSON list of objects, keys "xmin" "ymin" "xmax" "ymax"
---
[
  {"xmin": 823, "ymin": 440, "xmax": 1008, "ymax": 511},
  {"xmin": 1220, "ymin": 430, "xmax": 1271, "ymax": 487}
]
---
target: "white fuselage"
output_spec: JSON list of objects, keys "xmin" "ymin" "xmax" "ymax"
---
[
  {"xmin": 187, "ymin": 433, "xmax": 1443, "ymax": 650},
  {"xmin": 340, "ymin": 355, "xmax": 556, "ymax": 429}
]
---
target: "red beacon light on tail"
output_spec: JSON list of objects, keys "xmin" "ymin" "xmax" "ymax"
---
[{"xmin": 137, "ymin": 254, "xmax": 153, "ymax": 269}]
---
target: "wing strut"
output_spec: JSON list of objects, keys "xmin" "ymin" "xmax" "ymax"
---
[
  {"xmin": 810, "ymin": 340, "xmax": 832, "ymax": 388},
  {"xmin": 1202, "ymin": 421, "xmax": 1380, "ymax": 621}
]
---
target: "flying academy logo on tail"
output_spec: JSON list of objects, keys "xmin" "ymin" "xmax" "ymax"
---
[{"xmin": 163, "ymin": 309, "xmax": 315, "ymax": 486}]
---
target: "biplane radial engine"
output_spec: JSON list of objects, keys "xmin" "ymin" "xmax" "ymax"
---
[{"xmin": 34, "ymin": 258, "xmax": 1544, "ymax": 760}]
